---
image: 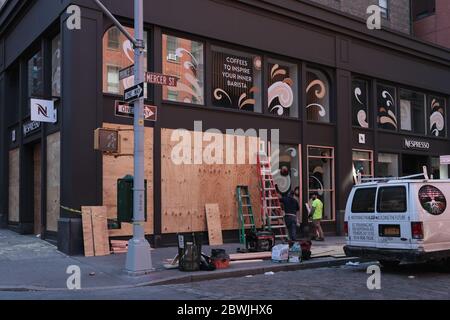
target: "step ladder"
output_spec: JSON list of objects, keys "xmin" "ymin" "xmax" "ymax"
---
[
  {"xmin": 236, "ymin": 186, "xmax": 257, "ymax": 249},
  {"xmin": 257, "ymin": 152, "xmax": 289, "ymax": 242}
]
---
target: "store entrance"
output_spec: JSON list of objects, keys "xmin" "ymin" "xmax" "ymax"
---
[{"xmin": 402, "ymin": 154, "xmax": 428, "ymax": 177}]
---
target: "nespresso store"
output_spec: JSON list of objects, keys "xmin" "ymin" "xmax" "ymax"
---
[{"xmin": 1, "ymin": 0, "xmax": 449, "ymax": 254}]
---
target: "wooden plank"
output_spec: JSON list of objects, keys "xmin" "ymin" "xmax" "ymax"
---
[
  {"xmin": 230, "ymin": 252, "xmax": 272, "ymax": 261},
  {"xmin": 205, "ymin": 203, "xmax": 223, "ymax": 246},
  {"xmin": 91, "ymin": 207, "xmax": 110, "ymax": 256},
  {"xmin": 46, "ymin": 132, "xmax": 60, "ymax": 232},
  {"xmin": 161, "ymin": 129, "xmax": 261, "ymax": 234},
  {"xmin": 81, "ymin": 207, "xmax": 95, "ymax": 257},
  {"xmin": 8, "ymin": 149, "xmax": 20, "ymax": 223},
  {"xmin": 33, "ymin": 144, "xmax": 42, "ymax": 235},
  {"xmin": 103, "ymin": 124, "xmax": 154, "ymax": 237}
]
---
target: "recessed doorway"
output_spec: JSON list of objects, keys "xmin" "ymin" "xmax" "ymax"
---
[{"xmin": 402, "ymin": 154, "xmax": 428, "ymax": 177}]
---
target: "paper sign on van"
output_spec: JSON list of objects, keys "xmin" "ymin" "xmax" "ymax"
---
[{"xmin": 31, "ymin": 99, "xmax": 57, "ymax": 124}]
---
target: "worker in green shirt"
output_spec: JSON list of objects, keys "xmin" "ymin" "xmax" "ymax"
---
[{"xmin": 309, "ymin": 193, "xmax": 325, "ymax": 241}]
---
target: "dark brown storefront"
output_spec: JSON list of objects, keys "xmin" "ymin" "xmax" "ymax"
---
[{"xmin": 1, "ymin": 0, "xmax": 450, "ymax": 254}]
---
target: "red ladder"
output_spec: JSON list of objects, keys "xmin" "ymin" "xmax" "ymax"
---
[{"xmin": 257, "ymin": 151, "xmax": 289, "ymax": 242}]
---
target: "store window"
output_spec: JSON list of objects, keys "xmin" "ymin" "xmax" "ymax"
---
[
  {"xmin": 431, "ymin": 157, "xmax": 441, "ymax": 179},
  {"xmin": 379, "ymin": 0, "xmax": 389, "ymax": 19},
  {"xmin": 399, "ymin": 89, "xmax": 426, "ymax": 134},
  {"xmin": 306, "ymin": 69, "xmax": 330, "ymax": 123},
  {"xmin": 272, "ymin": 144, "xmax": 300, "ymax": 196},
  {"xmin": 162, "ymin": 34, "xmax": 204, "ymax": 105},
  {"xmin": 106, "ymin": 66, "xmax": 120, "ymax": 94},
  {"xmin": 353, "ymin": 150, "xmax": 374, "ymax": 183},
  {"xmin": 51, "ymin": 34, "xmax": 61, "ymax": 98},
  {"xmin": 352, "ymin": 79, "xmax": 369, "ymax": 128},
  {"xmin": 428, "ymin": 95, "xmax": 446, "ymax": 137},
  {"xmin": 377, "ymin": 84, "xmax": 397, "ymax": 131},
  {"xmin": 28, "ymin": 51, "xmax": 44, "ymax": 97},
  {"xmin": 308, "ymin": 146, "xmax": 334, "ymax": 221},
  {"xmin": 267, "ymin": 59, "xmax": 298, "ymax": 117},
  {"xmin": 107, "ymin": 27, "xmax": 120, "ymax": 50},
  {"xmin": 212, "ymin": 46, "xmax": 262, "ymax": 112},
  {"xmin": 377, "ymin": 153, "xmax": 399, "ymax": 178},
  {"xmin": 102, "ymin": 26, "xmax": 148, "ymax": 95}
]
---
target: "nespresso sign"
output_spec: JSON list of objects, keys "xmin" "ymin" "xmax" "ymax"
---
[{"xmin": 403, "ymin": 138, "xmax": 430, "ymax": 150}]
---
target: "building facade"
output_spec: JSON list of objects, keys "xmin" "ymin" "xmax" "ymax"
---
[
  {"xmin": 1, "ymin": 0, "xmax": 449, "ymax": 255},
  {"xmin": 413, "ymin": 0, "xmax": 450, "ymax": 49},
  {"xmin": 309, "ymin": 0, "xmax": 412, "ymax": 34}
]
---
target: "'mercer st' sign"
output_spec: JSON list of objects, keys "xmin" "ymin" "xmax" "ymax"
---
[{"xmin": 403, "ymin": 138, "xmax": 430, "ymax": 150}]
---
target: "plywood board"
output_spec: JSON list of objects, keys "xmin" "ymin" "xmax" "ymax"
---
[
  {"xmin": 91, "ymin": 206, "xmax": 110, "ymax": 256},
  {"xmin": 205, "ymin": 203, "xmax": 223, "ymax": 246},
  {"xmin": 46, "ymin": 132, "xmax": 60, "ymax": 232},
  {"xmin": 8, "ymin": 149, "xmax": 20, "ymax": 223},
  {"xmin": 81, "ymin": 207, "xmax": 95, "ymax": 257},
  {"xmin": 33, "ymin": 144, "xmax": 42, "ymax": 235},
  {"xmin": 102, "ymin": 123, "xmax": 154, "ymax": 237},
  {"xmin": 230, "ymin": 252, "xmax": 272, "ymax": 261},
  {"xmin": 161, "ymin": 129, "xmax": 261, "ymax": 234}
]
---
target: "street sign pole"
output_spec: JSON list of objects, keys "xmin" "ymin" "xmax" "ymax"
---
[
  {"xmin": 125, "ymin": 0, "xmax": 153, "ymax": 275},
  {"xmin": 93, "ymin": 0, "xmax": 153, "ymax": 275}
]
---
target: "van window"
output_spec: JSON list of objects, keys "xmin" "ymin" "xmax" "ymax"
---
[
  {"xmin": 377, "ymin": 186, "xmax": 407, "ymax": 213},
  {"xmin": 352, "ymin": 188, "xmax": 377, "ymax": 213}
]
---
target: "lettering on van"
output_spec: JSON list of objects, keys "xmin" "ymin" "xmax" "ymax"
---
[
  {"xmin": 350, "ymin": 215, "xmax": 406, "ymax": 221},
  {"xmin": 419, "ymin": 185, "xmax": 447, "ymax": 216},
  {"xmin": 352, "ymin": 223, "xmax": 375, "ymax": 241}
]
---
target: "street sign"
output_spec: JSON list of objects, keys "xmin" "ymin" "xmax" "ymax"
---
[
  {"xmin": 124, "ymin": 82, "xmax": 144, "ymax": 103},
  {"xmin": 31, "ymin": 98, "xmax": 57, "ymax": 123},
  {"xmin": 115, "ymin": 101, "xmax": 157, "ymax": 122},
  {"xmin": 144, "ymin": 72, "xmax": 178, "ymax": 87},
  {"xmin": 119, "ymin": 64, "xmax": 135, "ymax": 80}
]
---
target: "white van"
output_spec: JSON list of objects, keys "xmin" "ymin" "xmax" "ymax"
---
[{"xmin": 344, "ymin": 175, "xmax": 450, "ymax": 267}]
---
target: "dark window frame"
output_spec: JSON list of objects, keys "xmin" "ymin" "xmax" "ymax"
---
[
  {"xmin": 376, "ymin": 186, "xmax": 407, "ymax": 213},
  {"xmin": 351, "ymin": 187, "xmax": 377, "ymax": 213}
]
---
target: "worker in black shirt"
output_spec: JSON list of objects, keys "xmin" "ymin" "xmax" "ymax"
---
[{"xmin": 278, "ymin": 191, "xmax": 300, "ymax": 241}]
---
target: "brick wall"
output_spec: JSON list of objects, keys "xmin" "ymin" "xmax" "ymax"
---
[
  {"xmin": 414, "ymin": 0, "xmax": 450, "ymax": 49},
  {"xmin": 307, "ymin": 0, "xmax": 411, "ymax": 34}
]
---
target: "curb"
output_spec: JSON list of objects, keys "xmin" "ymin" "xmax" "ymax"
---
[{"xmin": 0, "ymin": 257, "xmax": 363, "ymax": 293}]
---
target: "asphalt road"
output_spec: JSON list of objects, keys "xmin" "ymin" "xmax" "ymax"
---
[{"xmin": 1, "ymin": 262, "xmax": 449, "ymax": 300}]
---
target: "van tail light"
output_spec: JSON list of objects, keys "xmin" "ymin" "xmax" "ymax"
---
[
  {"xmin": 411, "ymin": 222, "xmax": 424, "ymax": 240},
  {"xmin": 344, "ymin": 222, "xmax": 349, "ymax": 237}
]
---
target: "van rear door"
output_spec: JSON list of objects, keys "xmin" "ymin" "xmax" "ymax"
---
[
  {"xmin": 347, "ymin": 187, "xmax": 378, "ymax": 247},
  {"xmin": 376, "ymin": 184, "xmax": 412, "ymax": 249}
]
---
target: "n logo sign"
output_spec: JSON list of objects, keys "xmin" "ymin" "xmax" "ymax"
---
[{"xmin": 31, "ymin": 99, "xmax": 57, "ymax": 124}]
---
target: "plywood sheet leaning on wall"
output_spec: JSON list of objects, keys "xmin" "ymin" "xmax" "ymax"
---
[
  {"xmin": 161, "ymin": 128, "xmax": 262, "ymax": 234},
  {"xmin": 81, "ymin": 206, "xmax": 110, "ymax": 257},
  {"xmin": 205, "ymin": 204, "xmax": 223, "ymax": 246},
  {"xmin": 46, "ymin": 132, "xmax": 60, "ymax": 232},
  {"xmin": 102, "ymin": 123, "xmax": 154, "ymax": 237},
  {"xmin": 8, "ymin": 149, "xmax": 20, "ymax": 223},
  {"xmin": 81, "ymin": 206, "xmax": 95, "ymax": 257}
]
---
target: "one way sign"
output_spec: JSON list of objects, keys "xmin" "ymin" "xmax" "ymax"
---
[{"xmin": 124, "ymin": 83, "xmax": 144, "ymax": 103}]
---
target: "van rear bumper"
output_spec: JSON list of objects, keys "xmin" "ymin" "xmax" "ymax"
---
[{"xmin": 344, "ymin": 245, "xmax": 450, "ymax": 263}]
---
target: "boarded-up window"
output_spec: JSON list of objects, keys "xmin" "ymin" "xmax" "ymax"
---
[{"xmin": 46, "ymin": 132, "xmax": 60, "ymax": 232}]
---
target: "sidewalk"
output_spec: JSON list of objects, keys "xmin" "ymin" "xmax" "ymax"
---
[{"xmin": 0, "ymin": 229, "xmax": 357, "ymax": 292}]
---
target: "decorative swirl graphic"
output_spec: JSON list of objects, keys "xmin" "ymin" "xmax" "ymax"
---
[
  {"xmin": 357, "ymin": 110, "xmax": 369, "ymax": 128},
  {"xmin": 285, "ymin": 147, "xmax": 297, "ymax": 158},
  {"xmin": 382, "ymin": 90, "xmax": 394, "ymax": 107},
  {"xmin": 354, "ymin": 87, "xmax": 363, "ymax": 105},
  {"xmin": 430, "ymin": 111, "xmax": 445, "ymax": 136},
  {"xmin": 171, "ymin": 47, "xmax": 203, "ymax": 104},
  {"xmin": 238, "ymin": 87, "xmax": 258, "ymax": 110},
  {"xmin": 309, "ymin": 175, "xmax": 324, "ymax": 196},
  {"xmin": 268, "ymin": 82, "xmax": 294, "ymax": 116},
  {"xmin": 214, "ymin": 88, "xmax": 232, "ymax": 105},
  {"xmin": 306, "ymin": 80, "xmax": 326, "ymax": 99},
  {"xmin": 123, "ymin": 40, "xmax": 134, "ymax": 64},
  {"xmin": 306, "ymin": 103, "xmax": 326, "ymax": 117},
  {"xmin": 430, "ymin": 98, "xmax": 445, "ymax": 136}
]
